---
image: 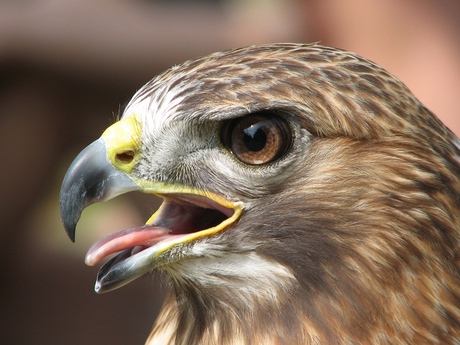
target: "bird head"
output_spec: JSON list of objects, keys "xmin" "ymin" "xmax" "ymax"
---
[{"xmin": 60, "ymin": 44, "xmax": 460, "ymax": 344}]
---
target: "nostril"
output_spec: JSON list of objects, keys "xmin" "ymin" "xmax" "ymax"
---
[{"xmin": 116, "ymin": 150, "xmax": 135, "ymax": 164}]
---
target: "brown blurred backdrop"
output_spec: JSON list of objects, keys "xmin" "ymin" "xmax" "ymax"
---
[{"xmin": 1, "ymin": 0, "xmax": 459, "ymax": 344}]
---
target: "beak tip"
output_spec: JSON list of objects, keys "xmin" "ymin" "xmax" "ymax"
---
[
  {"xmin": 59, "ymin": 189, "xmax": 80, "ymax": 243},
  {"xmin": 60, "ymin": 197, "xmax": 79, "ymax": 243},
  {"xmin": 68, "ymin": 233, "xmax": 76, "ymax": 243},
  {"xmin": 63, "ymin": 222, "xmax": 77, "ymax": 243}
]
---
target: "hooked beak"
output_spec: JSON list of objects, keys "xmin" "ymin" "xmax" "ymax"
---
[
  {"xmin": 59, "ymin": 116, "xmax": 242, "ymax": 293},
  {"xmin": 60, "ymin": 138, "xmax": 140, "ymax": 242}
]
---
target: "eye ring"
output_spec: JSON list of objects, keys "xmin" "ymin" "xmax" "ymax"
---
[{"xmin": 222, "ymin": 112, "xmax": 292, "ymax": 165}]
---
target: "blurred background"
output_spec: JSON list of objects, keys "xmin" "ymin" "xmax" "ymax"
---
[{"xmin": 1, "ymin": 0, "xmax": 459, "ymax": 343}]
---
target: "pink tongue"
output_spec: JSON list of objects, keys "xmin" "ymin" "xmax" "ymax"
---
[{"xmin": 85, "ymin": 226, "xmax": 171, "ymax": 266}]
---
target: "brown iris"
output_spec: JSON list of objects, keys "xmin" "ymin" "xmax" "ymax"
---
[{"xmin": 222, "ymin": 112, "xmax": 292, "ymax": 165}]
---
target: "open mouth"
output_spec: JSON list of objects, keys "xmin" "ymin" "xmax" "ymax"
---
[
  {"xmin": 85, "ymin": 193, "xmax": 240, "ymax": 272},
  {"xmin": 59, "ymin": 128, "xmax": 244, "ymax": 292}
]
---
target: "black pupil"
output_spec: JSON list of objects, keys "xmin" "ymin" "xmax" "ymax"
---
[{"xmin": 243, "ymin": 124, "xmax": 266, "ymax": 152}]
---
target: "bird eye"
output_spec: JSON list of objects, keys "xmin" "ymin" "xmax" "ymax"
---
[{"xmin": 222, "ymin": 112, "xmax": 292, "ymax": 165}]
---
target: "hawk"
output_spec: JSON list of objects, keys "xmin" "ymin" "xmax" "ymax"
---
[{"xmin": 60, "ymin": 43, "xmax": 460, "ymax": 344}]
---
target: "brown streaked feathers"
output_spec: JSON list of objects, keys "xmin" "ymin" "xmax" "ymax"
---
[
  {"xmin": 147, "ymin": 44, "xmax": 460, "ymax": 344},
  {"xmin": 65, "ymin": 44, "xmax": 460, "ymax": 344}
]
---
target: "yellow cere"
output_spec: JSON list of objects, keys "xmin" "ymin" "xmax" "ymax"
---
[{"xmin": 101, "ymin": 115, "xmax": 142, "ymax": 173}]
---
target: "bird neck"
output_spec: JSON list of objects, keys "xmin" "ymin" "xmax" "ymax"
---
[
  {"xmin": 146, "ymin": 252, "xmax": 310, "ymax": 345},
  {"xmin": 146, "ymin": 244, "xmax": 460, "ymax": 345}
]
